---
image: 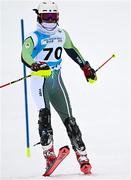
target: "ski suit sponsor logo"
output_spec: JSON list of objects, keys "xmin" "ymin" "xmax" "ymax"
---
[{"xmin": 41, "ymin": 37, "xmax": 62, "ymax": 45}]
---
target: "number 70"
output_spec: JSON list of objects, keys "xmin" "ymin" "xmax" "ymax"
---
[{"xmin": 43, "ymin": 47, "xmax": 62, "ymax": 60}]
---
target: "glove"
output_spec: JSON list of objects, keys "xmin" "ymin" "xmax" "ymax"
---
[
  {"xmin": 31, "ymin": 62, "xmax": 52, "ymax": 78},
  {"xmin": 82, "ymin": 62, "xmax": 97, "ymax": 83},
  {"xmin": 31, "ymin": 62, "xmax": 41, "ymax": 71},
  {"xmin": 31, "ymin": 62, "xmax": 50, "ymax": 71}
]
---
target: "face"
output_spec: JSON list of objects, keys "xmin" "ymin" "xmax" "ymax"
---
[{"xmin": 40, "ymin": 13, "xmax": 59, "ymax": 23}]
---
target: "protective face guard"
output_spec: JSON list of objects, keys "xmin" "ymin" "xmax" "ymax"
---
[{"xmin": 40, "ymin": 13, "xmax": 59, "ymax": 23}]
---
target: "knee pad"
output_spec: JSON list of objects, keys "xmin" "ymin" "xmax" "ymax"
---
[
  {"xmin": 64, "ymin": 117, "xmax": 85, "ymax": 151},
  {"xmin": 38, "ymin": 108, "xmax": 53, "ymax": 146},
  {"xmin": 38, "ymin": 108, "xmax": 52, "ymax": 132},
  {"xmin": 38, "ymin": 108, "xmax": 51, "ymax": 127}
]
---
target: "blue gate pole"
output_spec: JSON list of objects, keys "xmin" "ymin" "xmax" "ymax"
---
[{"xmin": 20, "ymin": 19, "xmax": 30, "ymax": 157}]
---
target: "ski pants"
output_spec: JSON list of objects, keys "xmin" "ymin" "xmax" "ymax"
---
[{"xmin": 30, "ymin": 69, "xmax": 86, "ymax": 151}]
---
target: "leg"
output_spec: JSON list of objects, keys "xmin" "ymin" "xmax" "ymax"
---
[
  {"xmin": 38, "ymin": 108, "xmax": 53, "ymax": 151},
  {"xmin": 38, "ymin": 107, "xmax": 56, "ymax": 168},
  {"xmin": 30, "ymin": 76, "xmax": 52, "ymax": 149},
  {"xmin": 48, "ymin": 70, "xmax": 73, "ymax": 121},
  {"xmin": 30, "ymin": 76, "xmax": 56, "ymax": 167},
  {"xmin": 48, "ymin": 71, "xmax": 91, "ymax": 173},
  {"xmin": 49, "ymin": 71, "xmax": 86, "ymax": 150},
  {"xmin": 64, "ymin": 116, "xmax": 91, "ymax": 174},
  {"xmin": 30, "ymin": 76, "xmax": 50, "ymax": 110},
  {"xmin": 64, "ymin": 117, "xmax": 86, "ymax": 151}
]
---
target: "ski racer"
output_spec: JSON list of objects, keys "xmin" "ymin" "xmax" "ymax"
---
[{"xmin": 21, "ymin": 0, "xmax": 97, "ymax": 174}]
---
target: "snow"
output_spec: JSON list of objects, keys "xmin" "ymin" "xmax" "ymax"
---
[{"xmin": 0, "ymin": 0, "xmax": 131, "ymax": 180}]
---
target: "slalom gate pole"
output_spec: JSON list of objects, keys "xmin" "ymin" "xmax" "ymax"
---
[{"xmin": 21, "ymin": 19, "xmax": 31, "ymax": 157}]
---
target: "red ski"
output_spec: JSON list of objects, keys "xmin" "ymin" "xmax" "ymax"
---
[{"xmin": 43, "ymin": 145, "xmax": 70, "ymax": 176}]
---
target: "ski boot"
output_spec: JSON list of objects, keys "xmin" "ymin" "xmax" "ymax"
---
[
  {"xmin": 75, "ymin": 149, "xmax": 92, "ymax": 174},
  {"xmin": 43, "ymin": 145, "xmax": 57, "ymax": 170}
]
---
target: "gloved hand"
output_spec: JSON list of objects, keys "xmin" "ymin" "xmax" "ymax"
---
[
  {"xmin": 82, "ymin": 61, "xmax": 97, "ymax": 83},
  {"xmin": 30, "ymin": 62, "xmax": 52, "ymax": 78},
  {"xmin": 31, "ymin": 62, "xmax": 41, "ymax": 71},
  {"xmin": 31, "ymin": 62, "xmax": 50, "ymax": 71}
]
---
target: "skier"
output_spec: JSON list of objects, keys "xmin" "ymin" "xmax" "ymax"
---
[{"xmin": 21, "ymin": 0, "xmax": 97, "ymax": 174}]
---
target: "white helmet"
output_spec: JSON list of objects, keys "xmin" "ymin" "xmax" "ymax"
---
[
  {"xmin": 33, "ymin": 1, "xmax": 59, "ymax": 23},
  {"xmin": 37, "ymin": 1, "xmax": 58, "ymax": 14}
]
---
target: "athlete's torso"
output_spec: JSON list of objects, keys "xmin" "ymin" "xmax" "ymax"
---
[{"xmin": 31, "ymin": 28, "xmax": 65, "ymax": 69}]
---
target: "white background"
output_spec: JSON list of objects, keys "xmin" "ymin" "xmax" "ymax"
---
[{"xmin": 0, "ymin": 0, "xmax": 131, "ymax": 180}]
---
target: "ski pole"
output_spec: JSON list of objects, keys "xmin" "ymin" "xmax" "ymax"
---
[
  {"xmin": 88, "ymin": 54, "xmax": 116, "ymax": 84},
  {"xmin": 0, "ymin": 75, "xmax": 31, "ymax": 89},
  {"xmin": 0, "ymin": 69, "xmax": 52, "ymax": 89},
  {"xmin": 95, "ymin": 54, "xmax": 116, "ymax": 72}
]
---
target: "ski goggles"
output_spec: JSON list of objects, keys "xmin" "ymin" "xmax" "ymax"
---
[{"xmin": 40, "ymin": 13, "xmax": 59, "ymax": 22}]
